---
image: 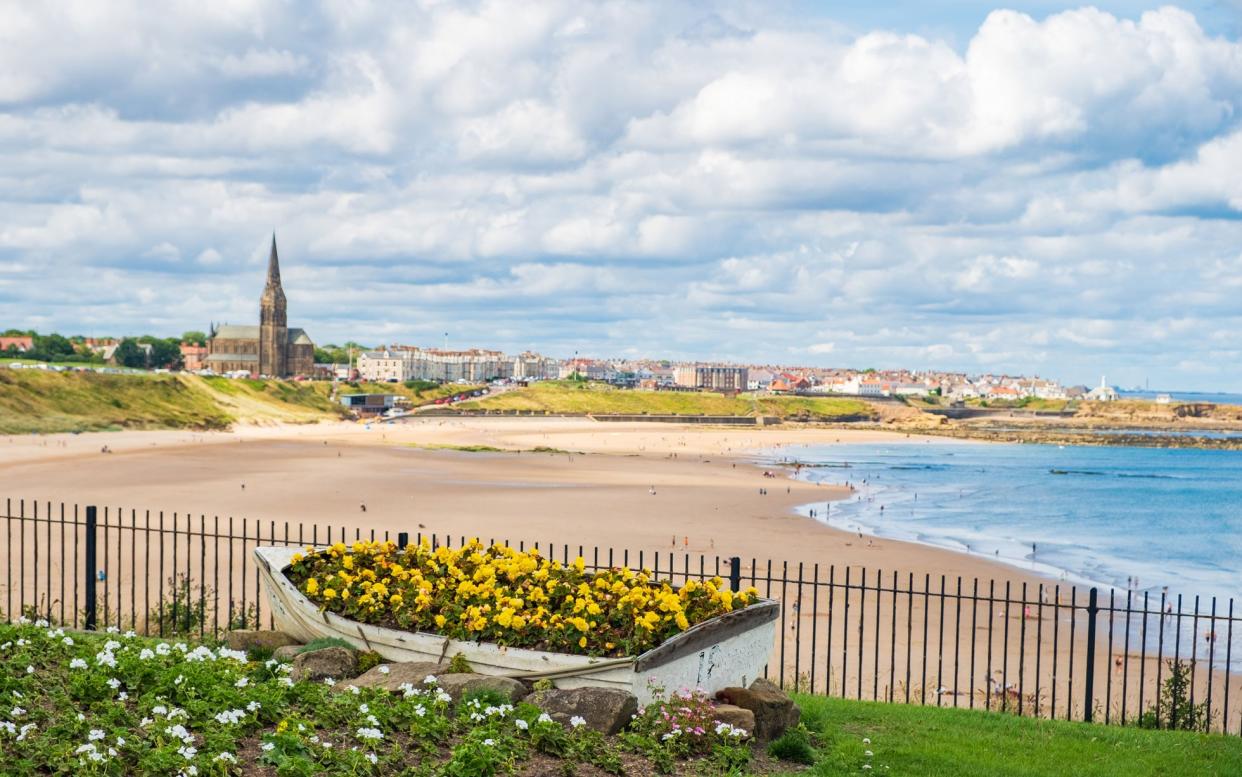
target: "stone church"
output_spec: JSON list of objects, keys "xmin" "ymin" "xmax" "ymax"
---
[{"xmin": 205, "ymin": 236, "xmax": 315, "ymax": 377}]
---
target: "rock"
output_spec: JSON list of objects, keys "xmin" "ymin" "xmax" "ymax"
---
[
  {"xmin": 715, "ymin": 679, "xmax": 800, "ymax": 741},
  {"xmin": 224, "ymin": 630, "xmax": 300, "ymax": 652},
  {"xmin": 272, "ymin": 645, "xmax": 302, "ymax": 662},
  {"xmin": 710, "ymin": 704, "xmax": 756, "ymax": 737},
  {"xmin": 349, "ymin": 661, "xmax": 448, "ymax": 693},
  {"xmin": 529, "ymin": 687, "xmax": 638, "ymax": 735},
  {"xmin": 436, "ymin": 673, "xmax": 529, "ymax": 704},
  {"xmin": 291, "ymin": 647, "xmax": 358, "ymax": 682}
]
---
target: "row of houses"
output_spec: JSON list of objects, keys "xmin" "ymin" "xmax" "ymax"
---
[{"xmin": 356, "ymin": 346, "xmax": 559, "ymax": 383}]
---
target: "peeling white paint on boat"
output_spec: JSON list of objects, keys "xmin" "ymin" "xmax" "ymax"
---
[{"xmin": 255, "ymin": 546, "xmax": 778, "ymax": 704}]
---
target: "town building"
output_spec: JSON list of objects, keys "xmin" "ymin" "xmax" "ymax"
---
[
  {"xmin": 673, "ymin": 365, "xmax": 749, "ymax": 392},
  {"xmin": 205, "ymin": 236, "xmax": 315, "ymax": 377},
  {"xmin": 1085, "ymin": 376, "xmax": 1119, "ymax": 402},
  {"xmin": 0, "ymin": 336, "xmax": 34, "ymax": 352},
  {"xmin": 180, "ymin": 343, "xmax": 207, "ymax": 372}
]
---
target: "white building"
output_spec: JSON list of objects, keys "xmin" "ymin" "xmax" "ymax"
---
[{"xmin": 1085, "ymin": 376, "xmax": 1119, "ymax": 402}]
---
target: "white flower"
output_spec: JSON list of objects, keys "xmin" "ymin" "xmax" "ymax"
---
[
  {"xmin": 378, "ymin": 665, "xmax": 390, "ymax": 675},
  {"xmin": 366, "ymin": 752, "xmax": 378, "ymax": 764},
  {"xmin": 260, "ymin": 742, "xmax": 275, "ymax": 752},
  {"xmin": 414, "ymin": 705, "xmax": 427, "ymax": 718},
  {"xmin": 35, "ymin": 619, "xmax": 49, "ymax": 628},
  {"xmin": 323, "ymin": 678, "xmax": 336, "ymax": 687},
  {"xmin": 214, "ymin": 709, "xmax": 245, "ymax": 725},
  {"xmin": 25, "ymin": 666, "xmax": 33, "ymax": 674},
  {"xmin": 177, "ymin": 745, "xmax": 197, "ymax": 760},
  {"xmin": 358, "ymin": 703, "xmax": 369, "ymax": 714},
  {"xmin": 116, "ymin": 736, "xmax": 126, "ymax": 746},
  {"xmin": 234, "ymin": 677, "xmax": 249, "ymax": 688},
  {"xmin": 423, "ymin": 675, "xmax": 437, "ymax": 684},
  {"xmin": 365, "ymin": 715, "xmax": 379, "ymax": 727},
  {"xmin": 77, "ymin": 713, "xmax": 86, "ymax": 721},
  {"xmin": 174, "ymin": 675, "xmax": 184, "ymax": 686},
  {"xmin": 515, "ymin": 719, "xmax": 529, "ymax": 731},
  {"xmin": 483, "ymin": 738, "xmax": 495, "ymax": 746},
  {"xmin": 107, "ymin": 678, "xmax": 121, "ymax": 690},
  {"xmin": 104, "ymin": 625, "xmax": 117, "ymax": 633},
  {"xmin": 862, "ymin": 765, "xmax": 872, "ymax": 770},
  {"xmin": 570, "ymin": 716, "xmax": 586, "ymax": 728},
  {"xmin": 103, "ymin": 640, "xmax": 121, "ymax": 651},
  {"xmin": 16, "ymin": 723, "xmax": 35, "ymax": 741},
  {"xmin": 280, "ymin": 677, "xmax": 294, "ymax": 687},
  {"xmin": 124, "ymin": 630, "xmax": 136, "ymax": 639},
  {"xmin": 865, "ymin": 750, "xmax": 874, "ymax": 757},
  {"xmin": 62, "ymin": 636, "xmax": 74, "ymax": 646},
  {"xmin": 246, "ymin": 701, "xmax": 261, "ymax": 712},
  {"xmin": 355, "ymin": 727, "xmax": 383, "ymax": 742},
  {"xmin": 0, "ymin": 722, "xmax": 15, "ymax": 735},
  {"xmin": 156, "ymin": 643, "xmax": 171, "ymax": 656},
  {"xmin": 139, "ymin": 718, "xmax": 153, "ymax": 728},
  {"xmin": 9, "ymin": 707, "xmax": 25, "ymax": 718},
  {"xmin": 216, "ymin": 647, "xmax": 246, "ymax": 662},
  {"xmin": 214, "ymin": 752, "xmax": 237, "ymax": 763},
  {"xmin": 152, "ymin": 705, "xmax": 168, "ymax": 715},
  {"xmin": 321, "ymin": 740, "xmax": 333, "ymax": 749},
  {"xmin": 138, "ymin": 649, "xmax": 155, "ymax": 661},
  {"xmin": 88, "ymin": 729, "xmax": 106, "ymax": 741},
  {"xmin": 435, "ymin": 691, "xmax": 452, "ymax": 704},
  {"xmin": 537, "ymin": 713, "xmax": 553, "ymax": 724},
  {"xmin": 863, "ymin": 737, "xmax": 871, "ymax": 744},
  {"xmin": 118, "ymin": 692, "xmax": 129, "ymax": 701},
  {"xmin": 346, "ymin": 685, "xmax": 360, "ymax": 695}
]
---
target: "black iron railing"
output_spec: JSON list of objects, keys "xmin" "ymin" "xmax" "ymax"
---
[{"xmin": 2, "ymin": 498, "xmax": 1239, "ymax": 735}]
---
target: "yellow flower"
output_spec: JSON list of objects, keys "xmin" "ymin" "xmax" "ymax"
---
[
  {"xmin": 675, "ymin": 612, "xmax": 690, "ymax": 630},
  {"xmin": 579, "ymin": 636, "xmax": 587, "ymax": 648},
  {"xmin": 305, "ymin": 578, "xmax": 319, "ymax": 595},
  {"xmin": 323, "ymin": 588, "xmax": 337, "ymax": 600},
  {"xmin": 434, "ymin": 614, "xmax": 447, "ymax": 628}
]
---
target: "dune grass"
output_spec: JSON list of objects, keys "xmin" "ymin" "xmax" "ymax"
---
[
  {"xmin": 457, "ymin": 381, "xmax": 873, "ymax": 420},
  {"xmin": 787, "ymin": 693, "xmax": 1242, "ymax": 776},
  {"xmin": 0, "ymin": 370, "xmax": 347, "ymax": 434}
]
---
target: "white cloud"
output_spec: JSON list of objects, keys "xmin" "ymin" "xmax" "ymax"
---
[{"xmin": 2, "ymin": 2, "xmax": 1242, "ymax": 387}]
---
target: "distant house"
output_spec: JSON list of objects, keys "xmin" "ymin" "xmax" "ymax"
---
[
  {"xmin": 180, "ymin": 343, "xmax": 208, "ymax": 372},
  {"xmin": 0, "ymin": 336, "xmax": 34, "ymax": 353}
]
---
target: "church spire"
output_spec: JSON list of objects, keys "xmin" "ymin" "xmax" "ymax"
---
[{"xmin": 266, "ymin": 233, "xmax": 281, "ymax": 287}]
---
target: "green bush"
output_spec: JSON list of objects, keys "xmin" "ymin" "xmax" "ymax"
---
[
  {"xmin": 767, "ymin": 725, "xmax": 816, "ymax": 764},
  {"xmin": 297, "ymin": 636, "xmax": 357, "ymax": 654}
]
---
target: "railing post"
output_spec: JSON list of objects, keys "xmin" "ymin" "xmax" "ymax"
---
[
  {"xmin": 397, "ymin": 532, "xmax": 409, "ymax": 549},
  {"xmin": 1083, "ymin": 587, "xmax": 1099, "ymax": 722},
  {"xmin": 729, "ymin": 556, "xmax": 741, "ymax": 593},
  {"xmin": 84, "ymin": 506, "xmax": 98, "ymax": 631}
]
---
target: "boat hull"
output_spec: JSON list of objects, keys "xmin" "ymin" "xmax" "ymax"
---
[{"xmin": 254, "ymin": 546, "xmax": 778, "ymax": 704}]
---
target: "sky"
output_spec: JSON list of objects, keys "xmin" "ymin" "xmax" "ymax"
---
[{"xmin": 3, "ymin": 2, "xmax": 1242, "ymax": 389}]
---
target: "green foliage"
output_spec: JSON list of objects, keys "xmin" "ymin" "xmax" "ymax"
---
[
  {"xmin": 356, "ymin": 650, "xmax": 383, "ymax": 673},
  {"xmin": 114, "ymin": 338, "xmax": 148, "ymax": 368},
  {"xmin": 181, "ymin": 330, "xmax": 207, "ymax": 346},
  {"xmin": 297, "ymin": 636, "xmax": 357, "ymax": 654},
  {"xmin": 404, "ymin": 378, "xmax": 441, "ymax": 393},
  {"xmin": 531, "ymin": 678, "xmax": 555, "ymax": 692},
  {"xmin": 447, "ymin": 652, "xmax": 474, "ymax": 674},
  {"xmin": 148, "ymin": 573, "xmax": 211, "ymax": 636},
  {"xmin": 1138, "ymin": 659, "xmax": 1211, "ymax": 731},
  {"xmin": 766, "ymin": 726, "xmax": 816, "ymax": 764}
]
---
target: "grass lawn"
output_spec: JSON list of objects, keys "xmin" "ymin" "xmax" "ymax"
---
[
  {"xmin": 458, "ymin": 381, "xmax": 874, "ymax": 420},
  {"xmin": 787, "ymin": 694, "xmax": 1242, "ymax": 776}
]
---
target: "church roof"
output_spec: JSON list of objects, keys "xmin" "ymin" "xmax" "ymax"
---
[
  {"xmin": 212, "ymin": 325, "xmax": 260, "ymax": 340},
  {"xmin": 206, "ymin": 353, "xmax": 258, "ymax": 363},
  {"xmin": 209, "ymin": 325, "xmax": 312, "ymax": 346}
]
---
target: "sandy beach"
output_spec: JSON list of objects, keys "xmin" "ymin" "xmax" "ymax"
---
[{"xmin": 2, "ymin": 416, "xmax": 1238, "ymax": 728}]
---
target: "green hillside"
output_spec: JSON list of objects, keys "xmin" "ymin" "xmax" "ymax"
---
[
  {"xmin": 0, "ymin": 370, "xmax": 348, "ymax": 434},
  {"xmin": 456, "ymin": 381, "xmax": 874, "ymax": 420}
]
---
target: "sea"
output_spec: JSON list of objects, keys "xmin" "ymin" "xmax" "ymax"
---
[{"xmin": 773, "ymin": 441, "xmax": 1242, "ymax": 606}]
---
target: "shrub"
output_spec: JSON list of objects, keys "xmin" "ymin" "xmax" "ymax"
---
[
  {"xmin": 767, "ymin": 726, "xmax": 816, "ymax": 764},
  {"xmin": 1138, "ymin": 659, "xmax": 1210, "ymax": 731},
  {"xmin": 297, "ymin": 636, "xmax": 357, "ymax": 654}
]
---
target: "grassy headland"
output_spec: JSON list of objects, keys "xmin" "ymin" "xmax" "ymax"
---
[
  {"xmin": 0, "ymin": 370, "xmax": 347, "ymax": 433},
  {"xmin": 455, "ymin": 380, "xmax": 874, "ymax": 420}
]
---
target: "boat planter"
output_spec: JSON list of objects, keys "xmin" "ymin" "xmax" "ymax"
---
[{"xmin": 255, "ymin": 546, "xmax": 779, "ymax": 704}]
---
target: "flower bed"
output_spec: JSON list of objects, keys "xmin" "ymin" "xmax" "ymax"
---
[
  {"xmin": 284, "ymin": 539, "xmax": 760, "ymax": 657},
  {"xmin": 0, "ymin": 620, "xmax": 801, "ymax": 776}
]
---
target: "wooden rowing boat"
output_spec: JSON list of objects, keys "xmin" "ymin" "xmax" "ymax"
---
[{"xmin": 255, "ymin": 546, "xmax": 779, "ymax": 704}]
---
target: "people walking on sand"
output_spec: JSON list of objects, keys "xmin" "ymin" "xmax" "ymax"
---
[
  {"xmin": 649, "ymin": 486, "xmax": 656, "ymax": 495},
  {"xmin": 360, "ymin": 503, "xmax": 367, "ymax": 513}
]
